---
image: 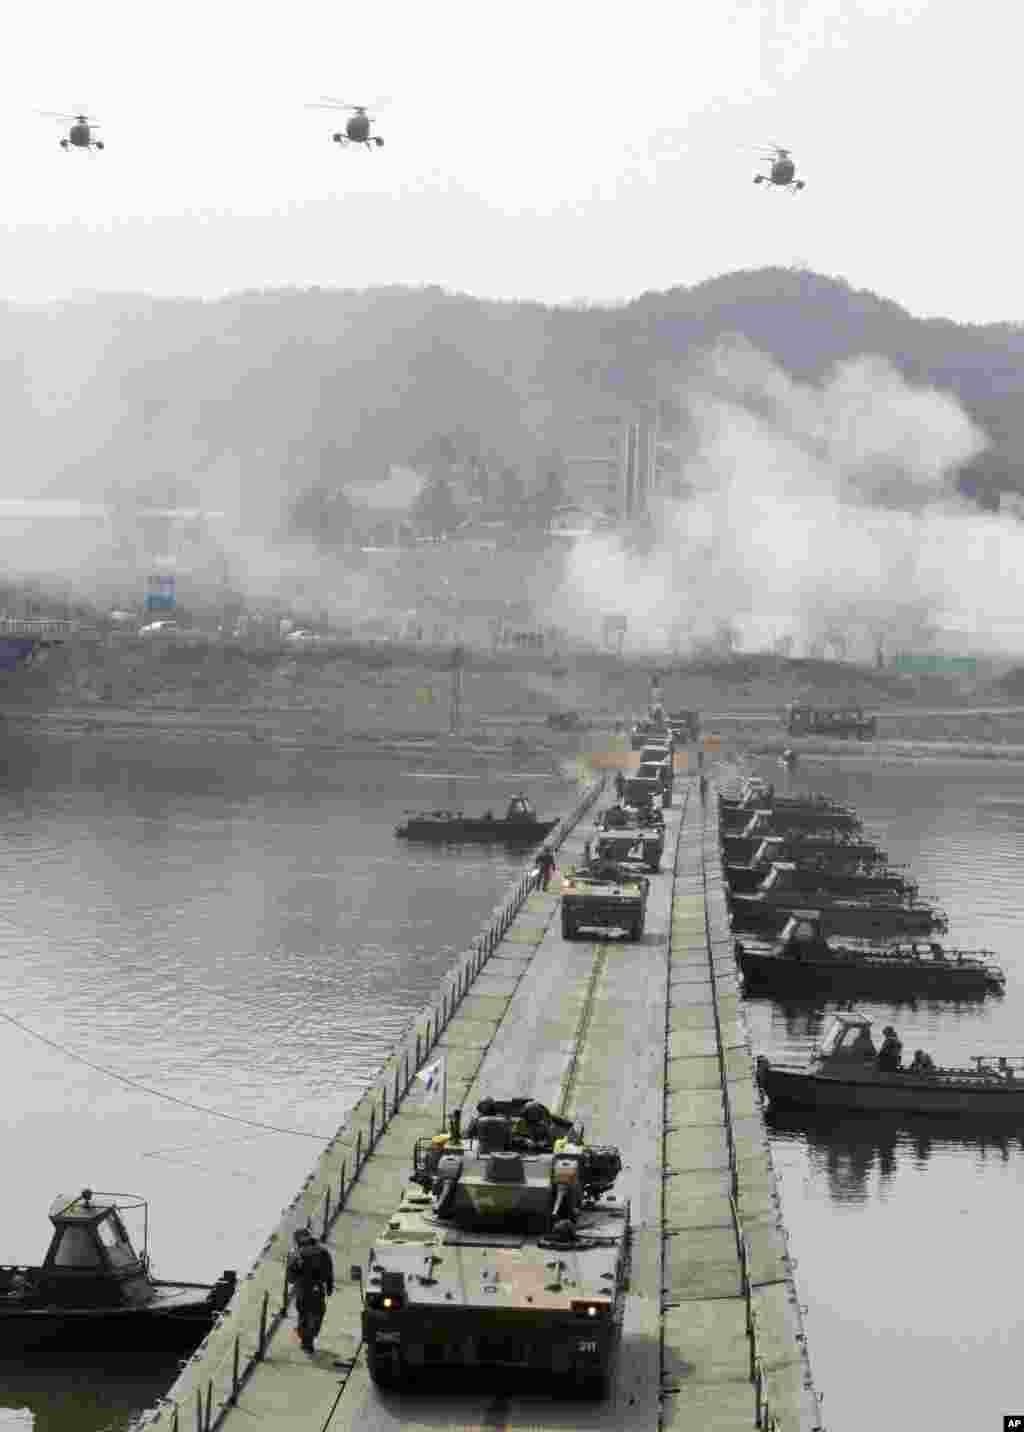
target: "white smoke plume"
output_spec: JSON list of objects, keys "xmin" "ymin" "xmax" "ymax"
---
[{"xmin": 547, "ymin": 339, "xmax": 1024, "ymax": 658}]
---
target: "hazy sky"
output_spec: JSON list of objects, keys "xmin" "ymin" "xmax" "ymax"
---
[{"xmin": 3, "ymin": 0, "xmax": 1019, "ymax": 321}]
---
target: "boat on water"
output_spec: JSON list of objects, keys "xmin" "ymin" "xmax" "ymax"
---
[
  {"xmin": 729, "ymin": 864, "xmax": 947, "ymax": 938},
  {"xmin": 736, "ymin": 912, "xmax": 1005, "ymax": 997},
  {"xmin": 394, "ymin": 794, "xmax": 557, "ymax": 844},
  {"xmin": 718, "ymin": 785, "xmax": 854, "ymax": 815},
  {"xmin": 719, "ymin": 804, "xmax": 862, "ymax": 836},
  {"xmin": 757, "ymin": 1013, "xmax": 1024, "ymax": 1114},
  {"xmin": 0, "ymin": 1189, "xmax": 236, "ymax": 1350},
  {"xmin": 725, "ymin": 845, "xmax": 915, "ymax": 897},
  {"xmin": 721, "ymin": 824, "xmax": 886, "ymax": 867}
]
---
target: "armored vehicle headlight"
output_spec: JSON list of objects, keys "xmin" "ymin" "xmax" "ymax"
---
[
  {"xmin": 366, "ymin": 1291, "xmax": 406, "ymax": 1312},
  {"xmin": 571, "ymin": 1298, "xmax": 611, "ymax": 1318}
]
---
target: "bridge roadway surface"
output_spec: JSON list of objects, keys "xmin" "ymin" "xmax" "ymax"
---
[{"xmin": 152, "ymin": 774, "xmax": 822, "ymax": 1432}]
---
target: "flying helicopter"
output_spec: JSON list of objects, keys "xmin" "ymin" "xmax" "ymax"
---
[
  {"xmin": 40, "ymin": 111, "xmax": 104, "ymax": 151},
  {"xmin": 753, "ymin": 144, "xmax": 803, "ymax": 193},
  {"xmin": 306, "ymin": 97, "xmax": 383, "ymax": 149}
]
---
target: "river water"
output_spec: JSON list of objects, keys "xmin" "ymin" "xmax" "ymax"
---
[
  {"xmin": 3, "ymin": 733, "xmax": 1020, "ymax": 1432},
  {"xmin": 0, "ymin": 724, "xmax": 579, "ymax": 1432},
  {"xmin": 742, "ymin": 755, "xmax": 1024, "ymax": 1432}
]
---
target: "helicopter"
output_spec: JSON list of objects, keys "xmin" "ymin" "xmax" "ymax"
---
[
  {"xmin": 40, "ymin": 111, "xmax": 104, "ymax": 151},
  {"xmin": 753, "ymin": 144, "xmax": 803, "ymax": 193},
  {"xmin": 306, "ymin": 97, "xmax": 383, "ymax": 149}
]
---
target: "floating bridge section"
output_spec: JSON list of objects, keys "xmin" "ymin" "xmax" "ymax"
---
[{"xmin": 145, "ymin": 772, "xmax": 822, "ymax": 1432}]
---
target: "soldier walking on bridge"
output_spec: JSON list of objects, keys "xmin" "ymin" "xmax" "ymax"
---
[
  {"xmin": 287, "ymin": 1228, "xmax": 334, "ymax": 1354},
  {"xmin": 536, "ymin": 847, "xmax": 557, "ymax": 891}
]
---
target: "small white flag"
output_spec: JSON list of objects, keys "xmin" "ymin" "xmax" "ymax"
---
[{"xmin": 416, "ymin": 1056, "xmax": 445, "ymax": 1098}]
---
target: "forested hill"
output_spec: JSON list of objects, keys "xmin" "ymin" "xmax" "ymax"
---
[{"xmin": 3, "ymin": 268, "xmax": 1022, "ymax": 529}]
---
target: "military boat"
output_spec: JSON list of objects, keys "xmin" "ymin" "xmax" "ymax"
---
[
  {"xmin": 0, "ymin": 1189, "xmax": 236, "ymax": 1350},
  {"xmin": 352, "ymin": 1100, "xmax": 628, "ymax": 1395},
  {"xmin": 720, "ymin": 804, "xmax": 862, "ymax": 836},
  {"xmin": 757, "ymin": 1013, "xmax": 1024, "ymax": 1114},
  {"xmin": 728, "ymin": 864, "xmax": 948, "ymax": 938},
  {"xmin": 721, "ymin": 813, "xmax": 886, "ymax": 867},
  {"xmin": 724, "ymin": 844, "xmax": 915, "ymax": 897},
  {"xmin": 736, "ymin": 913, "xmax": 1005, "ymax": 997},
  {"xmin": 395, "ymin": 795, "xmax": 557, "ymax": 845}
]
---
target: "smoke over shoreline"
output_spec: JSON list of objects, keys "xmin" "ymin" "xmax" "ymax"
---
[{"xmin": 547, "ymin": 340, "xmax": 1024, "ymax": 658}]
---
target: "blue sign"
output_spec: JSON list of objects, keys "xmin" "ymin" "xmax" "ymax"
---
[{"xmin": 145, "ymin": 573, "xmax": 176, "ymax": 613}]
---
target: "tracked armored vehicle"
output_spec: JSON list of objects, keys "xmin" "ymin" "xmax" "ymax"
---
[
  {"xmin": 594, "ymin": 825, "xmax": 665, "ymax": 873},
  {"xmin": 353, "ymin": 1101, "xmax": 628, "ymax": 1396},
  {"xmin": 561, "ymin": 859, "xmax": 650, "ymax": 939}
]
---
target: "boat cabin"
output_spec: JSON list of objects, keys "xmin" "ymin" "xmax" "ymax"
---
[
  {"xmin": 776, "ymin": 911, "xmax": 829, "ymax": 955},
  {"xmin": 814, "ymin": 1014, "xmax": 878, "ymax": 1065},
  {"xmin": 31, "ymin": 1189, "xmax": 153, "ymax": 1307},
  {"xmin": 505, "ymin": 795, "xmax": 537, "ymax": 823},
  {"xmin": 755, "ymin": 862, "xmax": 798, "ymax": 893}
]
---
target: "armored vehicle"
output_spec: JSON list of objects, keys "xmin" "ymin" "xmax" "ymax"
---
[
  {"xmin": 353, "ymin": 1101, "xmax": 628, "ymax": 1396},
  {"xmin": 594, "ymin": 825, "xmax": 664, "ymax": 873},
  {"xmin": 630, "ymin": 709, "xmax": 673, "ymax": 750},
  {"xmin": 668, "ymin": 709, "xmax": 700, "ymax": 742},
  {"xmin": 624, "ymin": 774, "xmax": 662, "ymax": 813},
  {"xmin": 599, "ymin": 801, "xmax": 664, "ymax": 832},
  {"xmin": 784, "ymin": 703, "xmax": 877, "ymax": 740},
  {"xmin": 561, "ymin": 861, "xmax": 649, "ymax": 939},
  {"xmin": 637, "ymin": 758, "xmax": 673, "ymax": 808}
]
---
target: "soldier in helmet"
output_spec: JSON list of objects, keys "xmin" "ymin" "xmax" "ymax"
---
[
  {"xmin": 286, "ymin": 1228, "xmax": 334, "ymax": 1354},
  {"xmin": 464, "ymin": 1097, "xmax": 499, "ymax": 1140},
  {"xmin": 511, "ymin": 1100, "xmax": 554, "ymax": 1150}
]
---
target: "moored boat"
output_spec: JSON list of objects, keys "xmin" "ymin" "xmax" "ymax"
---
[
  {"xmin": 0, "ymin": 1189, "xmax": 236, "ymax": 1350},
  {"xmin": 729, "ymin": 864, "xmax": 947, "ymax": 938},
  {"xmin": 725, "ymin": 842, "xmax": 914, "ymax": 897},
  {"xmin": 757, "ymin": 1013, "xmax": 1024, "ymax": 1115},
  {"xmin": 736, "ymin": 912, "xmax": 1005, "ymax": 996},
  {"xmin": 395, "ymin": 794, "xmax": 557, "ymax": 844},
  {"xmin": 720, "ymin": 804, "xmax": 862, "ymax": 835},
  {"xmin": 721, "ymin": 826, "xmax": 886, "ymax": 866}
]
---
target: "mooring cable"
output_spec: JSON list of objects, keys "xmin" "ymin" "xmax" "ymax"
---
[{"xmin": 0, "ymin": 1006, "xmax": 332, "ymax": 1140}]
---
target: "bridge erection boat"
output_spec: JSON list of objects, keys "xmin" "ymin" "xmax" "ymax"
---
[
  {"xmin": 736, "ymin": 913, "xmax": 1005, "ymax": 998},
  {"xmin": 0, "ymin": 1188, "xmax": 236, "ymax": 1350},
  {"xmin": 395, "ymin": 795, "xmax": 557, "ymax": 845},
  {"xmin": 757, "ymin": 1014, "xmax": 1024, "ymax": 1115}
]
